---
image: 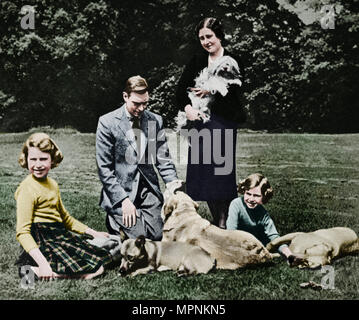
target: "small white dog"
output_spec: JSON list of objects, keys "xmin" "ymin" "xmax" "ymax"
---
[{"xmin": 176, "ymin": 55, "xmax": 242, "ymax": 132}]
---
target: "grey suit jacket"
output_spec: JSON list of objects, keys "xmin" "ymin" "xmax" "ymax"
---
[{"xmin": 96, "ymin": 104, "xmax": 178, "ymax": 212}]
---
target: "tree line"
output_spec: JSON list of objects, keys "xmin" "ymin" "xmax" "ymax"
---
[{"xmin": 0, "ymin": 0, "xmax": 358, "ymax": 133}]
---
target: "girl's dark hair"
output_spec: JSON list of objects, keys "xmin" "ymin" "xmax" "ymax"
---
[
  {"xmin": 237, "ymin": 173, "xmax": 274, "ymax": 204},
  {"xmin": 195, "ymin": 17, "xmax": 225, "ymax": 42}
]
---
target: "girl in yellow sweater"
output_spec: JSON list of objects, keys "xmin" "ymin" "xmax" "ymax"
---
[{"xmin": 15, "ymin": 132, "xmax": 112, "ymax": 280}]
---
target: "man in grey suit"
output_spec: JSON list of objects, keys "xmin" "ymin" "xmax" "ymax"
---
[{"xmin": 96, "ymin": 75, "xmax": 178, "ymax": 241}]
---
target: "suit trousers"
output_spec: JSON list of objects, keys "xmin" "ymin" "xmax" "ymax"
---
[{"xmin": 105, "ymin": 175, "xmax": 164, "ymax": 241}]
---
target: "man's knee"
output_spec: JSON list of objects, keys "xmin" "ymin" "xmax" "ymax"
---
[
  {"xmin": 123, "ymin": 221, "xmax": 163, "ymax": 241},
  {"xmin": 106, "ymin": 210, "xmax": 163, "ymax": 241},
  {"xmin": 125, "ymin": 225, "xmax": 162, "ymax": 241},
  {"xmin": 150, "ymin": 229, "xmax": 163, "ymax": 241}
]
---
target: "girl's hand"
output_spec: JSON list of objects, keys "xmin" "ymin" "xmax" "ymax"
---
[
  {"xmin": 38, "ymin": 263, "xmax": 57, "ymax": 280},
  {"xmin": 85, "ymin": 228, "xmax": 109, "ymax": 239},
  {"xmin": 95, "ymin": 231, "xmax": 110, "ymax": 238},
  {"xmin": 184, "ymin": 105, "xmax": 202, "ymax": 121},
  {"xmin": 28, "ymin": 248, "xmax": 57, "ymax": 280}
]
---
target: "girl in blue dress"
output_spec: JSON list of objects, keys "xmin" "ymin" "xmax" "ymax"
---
[{"xmin": 227, "ymin": 173, "xmax": 301, "ymax": 264}]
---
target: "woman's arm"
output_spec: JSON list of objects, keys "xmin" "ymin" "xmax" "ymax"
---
[
  {"xmin": 176, "ymin": 53, "xmax": 210, "ymax": 112},
  {"xmin": 175, "ymin": 56, "xmax": 197, "ymax": 110}
]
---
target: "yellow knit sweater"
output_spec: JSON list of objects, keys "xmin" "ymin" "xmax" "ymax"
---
[{"xmin": 15, "ymin": 174, "xmax": 88, "ymax": 252}]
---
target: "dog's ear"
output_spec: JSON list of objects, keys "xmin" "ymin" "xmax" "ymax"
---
[
  {"xmin": 161, "ymin": 203, "xmax": 173, "ymax": 221},
  {"xmin": 193, "ymin": 200, "xmax": 199, "ymax": 210},
  {"xmin": 135, "ymin": 235, "xmax": 146, "ymax": 248},
  {"xmin": 163, "ymin": 196, "xmax": 178, "ymax": 217},
  {"xmin": 163, "ymin": 203, "xmax": 174, "ymax": 217}
]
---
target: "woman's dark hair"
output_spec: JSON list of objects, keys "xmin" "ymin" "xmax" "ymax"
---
[{"xmin": 195, "ymin": 17, "xmax": 225, "ymax": 41}]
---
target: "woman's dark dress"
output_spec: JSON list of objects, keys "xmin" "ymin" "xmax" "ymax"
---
[{"xmin": 176, "ymin": 50, "xmax": 246, "ymax": 201}]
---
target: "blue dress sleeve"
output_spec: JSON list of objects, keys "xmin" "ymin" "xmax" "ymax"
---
[
  {"xmin": 261, "ymin": 212, "xmax": 288, "ymax": 253},
  {"xmin": 226, "ymin": 198, "xmax": 241, "ymax": 230}
]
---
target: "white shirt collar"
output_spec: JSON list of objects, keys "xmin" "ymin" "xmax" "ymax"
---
[{"xmin": 124, "ymin": 105, "xmax": 132, "ymax": 119}]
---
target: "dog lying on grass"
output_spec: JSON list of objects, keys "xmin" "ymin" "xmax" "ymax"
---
[
  {"xmin": 266, "ymin": 227, "xmax": 359, "ymax": 268},
  {"xmin": 161, "ymin": 191, "xmax": 277, "ymax": 270},
  {"xmin": 175, "ymin": 55, "xmax": 242, "ymax": 132},
  {"xmin": 119, "ymin": 235, "xmax": 215, "ymax": 277}
]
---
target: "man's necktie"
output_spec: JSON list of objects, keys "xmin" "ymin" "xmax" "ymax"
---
[{"xmin": 132, "ymin": 117, "xmax": 141, "ymax": 154}]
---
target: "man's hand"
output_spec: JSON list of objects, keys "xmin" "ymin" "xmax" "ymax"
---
[{"xmin": 122, "ymin": 198, "xmax": 137, "ymax": 228}]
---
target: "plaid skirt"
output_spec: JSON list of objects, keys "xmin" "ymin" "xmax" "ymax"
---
[{"xmin": 15, "ymin": 222, "xmax": 112, "ymax": 275}]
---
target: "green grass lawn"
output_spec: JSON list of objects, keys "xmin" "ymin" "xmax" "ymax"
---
[{"xmin": 0, "ymin": 128, "xmax": 358, "ymax": 300}]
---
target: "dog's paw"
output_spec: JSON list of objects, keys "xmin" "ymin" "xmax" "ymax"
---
[
  {"xmin": 300, "ymin": 281, "xmax": 323, "ymax": 291},
  {"xmin": 287, "ymin": 254, "xmax": 306, "ymax": 268},
  {"xmin": 216, "ymin": 85, "xmax": 228, "ymax": 97},
  {"xmin": 266, "ymin": 242, "xmax": 276, "ymax": 252},
  {"xmin": 201, "ymin": 114, "xmax": 211, "ymax": 123},
  {"xmin": 176, "ymin": 270, "xmax": 191, "ymax": 277}
]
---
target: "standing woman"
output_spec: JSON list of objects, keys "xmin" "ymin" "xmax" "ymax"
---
[{"xmin": 176, "ymin": 17, "xmax": 246, "ymax": 228}]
